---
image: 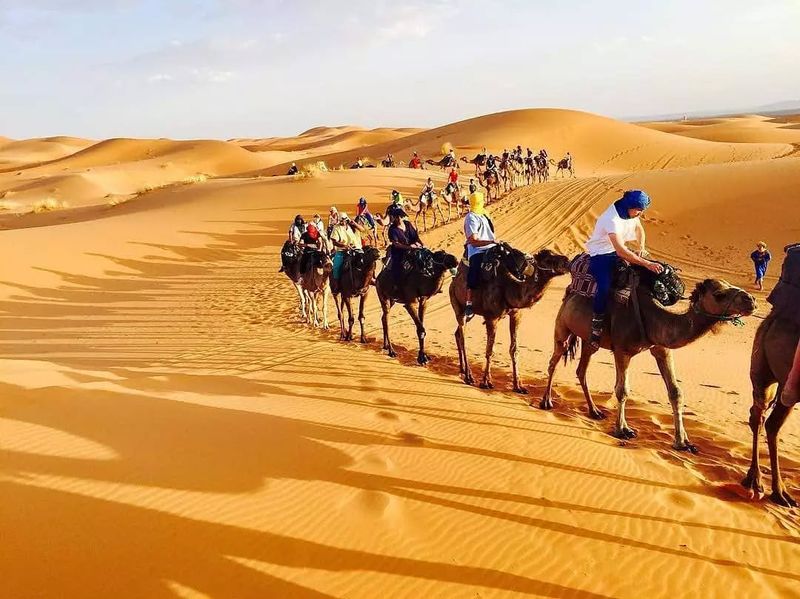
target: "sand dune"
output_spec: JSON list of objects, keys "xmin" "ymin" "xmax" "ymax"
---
[
  {"xmin": 1, "ymin": 109, "xmax": 799, "ymax": 597},
  {"xmin": 263, "ymin": 109, "xmax": 790, "ymax": 177},
  {"xmin": 643, "ymin": 115, "xmax": 800, "ymax": 144},
  {"xmin": 0, "ymin": 136, "xmax": 94, "ymax": 170}
]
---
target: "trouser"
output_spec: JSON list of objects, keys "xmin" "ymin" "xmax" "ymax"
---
[
  {"xmin": 781, "ymin": 340, "xmax": 800, "ymax": 407},
  {"xmin": 391, "ymin": 251, "xmax": 406, "ymax": 282},
  {"xmin": 332, "ymin": 251, "xmax": 346, "ymax": 280},
  {"xmin": 467, "ymin": 253, "xmax": 485, "ymax": 290},
  {"xmin": 755, "ymin": 265, "xmax": 767, "ymax": 281},
  {"xmin": 589, "ymin": 252, "xmax": 618, "ymax": 314}
]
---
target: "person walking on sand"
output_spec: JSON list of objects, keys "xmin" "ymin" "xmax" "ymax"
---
[
  {"xmin": 585, "ymin": 190, "xmax": 663, "ymax": 350},
  {"xmin": 751, "ymin": 241, "xmax": 772, "ymax": 291}
]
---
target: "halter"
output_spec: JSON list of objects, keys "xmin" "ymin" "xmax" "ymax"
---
[{"xmin": 692, "ymin": 288, "xmax": 747, "ymax": 327}]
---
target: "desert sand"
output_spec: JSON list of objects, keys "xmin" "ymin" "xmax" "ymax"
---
[{"xmin": 1, "ymin": 109, "xmax": 799, "ymax": 598}]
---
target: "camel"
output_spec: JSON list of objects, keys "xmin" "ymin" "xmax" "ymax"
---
[
  {"xmin": 535, "ymin": 155, "xmax": 550, "ymax": 183},
  {"xmin": 280, "ymin": 240, "xmax": 306, "ymax": 319},
  {"xmin": 524, "ymin": 156, "xmax": 536, "ymax": 185},
  {"xmin": 300, "ymin": 251, "xmax": 332, "ymax": 329},
  {"xmin": 555, "ymin": 157, "xmax": 575, "ymax": 179},
  {"xmin": 330, "ymin": 247, "xmax": 381, "ymax": 343},
  {"xmin": 477, "ymin": 169, "xmax": 501, "ymax": 204},
  {"xmin": 460, "ymin": 154, "xmax": 487, "ymax": 175},
  {"xmin": 450, "ymin": 246, "xmax": 571, "ymax": 392},
  {"xmin": 376, "ymin": 249, "xmax": 459, "ymax": 364},
  {"xmin": 742, "ymin": 313, "xmax": 799, "ymax": 506},
  {"xmin": 425, "ymin": 155, "xmax": 457, "ymax": 170},
  {"xmin": 540, "ymin": 277, "xmax": 756, "ymax": 451},
  {"xmin": 442, "ymin": 182, "xmax": 465, "ymax": 221},
  {"xmin": 411, "ymin": 190, "xmax": 446, "ymax": 232}
]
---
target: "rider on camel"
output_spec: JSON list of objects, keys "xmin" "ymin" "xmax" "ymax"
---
[
  {"xmin": 409, "ymin": 152, "xmax": 422, "ymax": 169},
  {"xmin": 387, "ymin": 205, "xmax": 424, "ymax": 285},
  {"xmin": 463, "ymin": 191, "xmax": 497, "ymax": 321},
  {"xmin": 585, "ymin": 190, "xmax": 663, "ymax": 349},
  {"xmin": 298, "ymin": 223, "xmax": 325, "ymax": 275}
]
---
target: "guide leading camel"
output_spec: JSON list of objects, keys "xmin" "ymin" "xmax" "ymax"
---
[{"xmin": 585, "ymin": 190, "xmax": 663, "ymax": 349}]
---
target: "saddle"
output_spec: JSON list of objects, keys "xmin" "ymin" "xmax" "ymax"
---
[
  {"xmin": 461, "ymin": 242, "xmax": 528, "ymax": 286},
  {"xmin": 281, "ymin": 240, "xmax": 301, "ymax": 268},
  {"xmin": 403, "ymin": 248, "xmax": 436, "ymax": 278},
  {"xmin": 568, "ymin": 253, "xmax": 685, "ymax": 307}
]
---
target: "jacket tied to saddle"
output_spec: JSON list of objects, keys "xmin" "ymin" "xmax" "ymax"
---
[{"xmin": 767, "ymin": 243, "xmax": 800, "ymax": 326}]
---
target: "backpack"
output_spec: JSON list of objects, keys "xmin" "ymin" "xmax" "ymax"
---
[{"xmin": 643, "ymin": 262, "xmax": 685, "ymax": 306}]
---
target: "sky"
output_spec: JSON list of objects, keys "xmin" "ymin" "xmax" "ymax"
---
[{"xmin": 0, "ymin": 0, "xmax": 798, "ymax": 139}]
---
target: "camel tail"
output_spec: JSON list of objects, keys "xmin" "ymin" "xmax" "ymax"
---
[{"xmin": 563, "ymin": 334, "xmax": 579, "ymax": 365}]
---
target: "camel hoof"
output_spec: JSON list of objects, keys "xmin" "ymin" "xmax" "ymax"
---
[
  {"xmin": 588, "ymin": 408, "xmax": 606, "ymax": 420},
  {"xmin": 770, "ymin": 489, "xmax": 798, "ymax": 508},
  {"xmin": 463, "ymin": 376, "xmax": 475, "ymax": 386},
  {"xmin": 417, "ymin": 353, "xmax": 430, "ymax": 365},
  {"xmin": 387, "ymin": 350, "xmax": 397, "ymax": 358},
  {"xmin": 675, "ymin": 443, "xmax": 699, "ymax": 454},
  {"xmin": 539, "ymin": 398, "xmax": 554, "ymax": 410},
  {"xmin": 513, "ymin": 386, "xmax": 528, "ymax": 395},
  {"xmin": 614, "ymin": 428, "xmax": 637, "ymax": 440},
  {"xmin": 479, "ymin": 381, "xmax": 494, "ymax": 390},
  {"xmin": 360, "ymin": 337, "xmax": 368, "ymax": 344},
  {"xmin": 741, "ymin": 470, "xmax": 764, "ymax": 498}
]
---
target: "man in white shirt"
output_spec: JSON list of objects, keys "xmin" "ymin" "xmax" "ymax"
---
[
  {"xmin": 288, "ymin": 215, "xmax": 305, "ymax": 243},
  {"xmin": 463, "ymin": 191, "xmax": 497, "ymax": 320},
  {"xmin": 586, "ymin": 190, "xmax": 663, "ymax": 349}
]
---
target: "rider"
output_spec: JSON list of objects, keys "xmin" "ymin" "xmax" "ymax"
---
[
  {"xmin": 447, "ymin": 147, "xmax": 456, "ymax": 166},
  {"xmin": 409, "ymin": 152, "xmax": 422, "ymax": 169},
  {"xmin": 310, "ymin": 213, "xmax": 328, "ymax": 244},
  {"xmin": 448, "ymin": 167, "xmax": 459, "ymax": 189},
  {"xmin": 387, "ymin": 205, "xmax": 423, "ymax": 284},
  {"xmin": 421, "ymin": 177, "xmax": 435, "ymax": 203},
  {"xmin": 770, "ymin": 243, "xmax": 800, "ymax": 408},
  {"xmin": 565, "ymin": 152, "xmax": 573, "ymax": 169},
  {"xmin": 288, "ymin": 214, "xmax": 305, "ymax": 243},
  {"xmin": 287, "ymin": 162, "xmax": 298, "ymax": 176},
  {"xmin": 485, "ymin": 153, "xmax": 497, "ymax": 173},
  {"xmin": 356, "ymin": 197, "xmax": 376, "ymax": 229},
  {"xmin": 298, "ymin": 223, "xmax": 324, "ymax": 274},
  {"xmin": 468, "ymin": 178, "xmax": 478, "ymax": 195},
  {"xmin": 330, "ymin": 212, "xmax": 364, "ymax": 282},
  {"xmin": 463, "ymin": 191, "xmax": 497, "ymax": 321},
  {"xmin": 585, "ymin": 190, "xmax": 663, "ymax": 349}
]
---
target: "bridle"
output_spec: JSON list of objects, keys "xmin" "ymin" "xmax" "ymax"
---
[{"xmin": 692, "ymin": 288, "xmax": 747, "ymax": 327}]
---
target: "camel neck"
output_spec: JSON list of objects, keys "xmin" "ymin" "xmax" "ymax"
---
[{"xmin": 645, "ymin": 300, "xmax": 719, "ymax": 349}]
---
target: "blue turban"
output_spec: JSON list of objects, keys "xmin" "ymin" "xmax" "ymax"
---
[{"xmin": 614, "ymin": 190, "xmax": 651, "ymax": 219}]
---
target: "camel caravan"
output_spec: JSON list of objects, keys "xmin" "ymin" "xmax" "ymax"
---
[{"xmin": 279, "ymin": 148, "xmax": 800, "ymax": 508}]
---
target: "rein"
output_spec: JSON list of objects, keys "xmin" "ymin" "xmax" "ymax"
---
[{"xmin": 692, "ymin": 290, "xmax": 746, "ymax": 327}]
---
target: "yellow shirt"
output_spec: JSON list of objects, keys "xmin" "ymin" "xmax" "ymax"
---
[{"xmin": 331, "ymin": 223, "xmax": 360, "ymax": 249}]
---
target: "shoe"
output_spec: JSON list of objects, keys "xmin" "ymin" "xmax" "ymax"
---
[
  {"xmin": 465, "ymin": 303, "xmax": 475, "ymax": 322},
  {"xmin": 589, "ymin": 313, "xmax": 604, "ymax": 350}
]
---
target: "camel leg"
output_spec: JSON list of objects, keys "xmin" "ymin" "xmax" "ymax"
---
[
  {"xmin": 480, "ymin": 318, "xmax": 498, "ymax": 389},
  {"xmin": 401, "ymin": 300, "xmax": 428, "ymax": 365},
  {"xmin": 417, "ymin": 298, "xmax": 430, "ymax": 364},
  {"xmin": 345, "ymin": 296, "xmax": 355, "ymax": 341},
  {"xmin": 509, "ymin": 311, "xmax": 527, "ymax": 394},
  {"xmin": 742, "ymin": 388, "xmax": 768, "ymax": 498},
  {"xmin": 381, "ymin": 299, "xmax": 396, "ymax": 357},
  {"xmin": 650, "ymin": 346, "xmax": 696, "ymax": 452},
  {"xmin": 765, "ymin": 397, "xmax": 797, "ymax": 507},
  {"xmin": 321, "ymin": 287, "xmax": 329, "ymax": 329},
  {"xmin": 453, "ymin": 306, "xmax": 474, "ymax": 385},
  {"xmin": 574, "ymin": 341, "xmax": 605, "ymax": 421},
  {"xmin": 333, "ymin": 292, "xmax": 346, "ymax": 340},
  {"xmin": 358, "ymin": 293, "xmax": 368, "ymax": 344},
  {"xmin": 294, "ymin": 282, "xmax": 306, "ymax": 320}
]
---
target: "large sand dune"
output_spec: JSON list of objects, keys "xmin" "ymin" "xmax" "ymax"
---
[{"xmin": 1, "ymin": 109, "xmax": 799, "ymax": 598}]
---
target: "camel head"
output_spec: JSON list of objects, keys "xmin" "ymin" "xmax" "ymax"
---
[
  {"xmin": 530, "ymin": 249, "xmax": 570, "ymax": 278},
  {"xmin": 432, "ymin": 250, "xmax": 458, "ymax": 273},
  {"xmin": 317, "ymin": 252, "xmax": 332, "ymax": 275},
  {"xmin": 689, "ymin": 279, "xmax": 757, "ymax": 321}
]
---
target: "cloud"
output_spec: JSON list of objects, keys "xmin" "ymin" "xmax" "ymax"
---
[
  {"xmin": 147, "ymin": 73, "xmax": 174, "ymax": 83},
  {"xmin": 190, "ymin": 68, "xmax": 236, "ymax": 83}
]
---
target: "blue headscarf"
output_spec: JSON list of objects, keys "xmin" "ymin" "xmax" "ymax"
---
[{"xmin": 614, "ymin": 190, "xmax": 651, "ymax": 219}]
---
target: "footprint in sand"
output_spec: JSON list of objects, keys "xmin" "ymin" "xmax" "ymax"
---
[
  {"xmin": 375, "ymin": 410, "xmax": 400, "ymax": 421},
  {"xmin": 397, "ymin": 431, "xmax": 425, "ymax": 446}
]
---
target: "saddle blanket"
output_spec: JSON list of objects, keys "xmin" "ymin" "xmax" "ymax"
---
[{"xmin": 568, "ymin": 253, "xmax": 631, "ymax": 305}]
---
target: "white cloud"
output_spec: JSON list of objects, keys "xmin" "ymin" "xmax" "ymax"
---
[
  {"xmin": 190, "ymin": 68, "xmax": 235, "ymax": 83},
  {"xmin": 147, "ymin": 73, "xmax": 174, "ymax": 83}
]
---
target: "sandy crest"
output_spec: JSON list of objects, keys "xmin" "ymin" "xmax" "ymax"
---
[{"xmin": 1, "ymin": 110, "xmax": 799, "ymax": 598}]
